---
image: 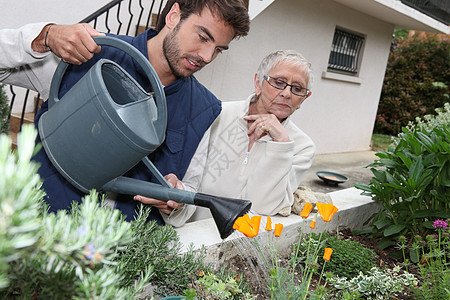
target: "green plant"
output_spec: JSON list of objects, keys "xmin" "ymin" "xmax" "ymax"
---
[
  {"xmin": 375, "ymin": 32, "xmax": 450, "ymax": 135},
  {"xmin": 242, "ymin": 204, "xmax": 339, "ymax": 299},
  {"xmin": 184, "ymin": 271, "xmax": 246, "ymax": 299},
  {"xmin": 392, "ymin": 28, "xmax": 409, "ymax": 40},
  {"xmin": 2, "ymin": 125, "xmax": 238, "ymax": 299},
  {"xmin": 308, "ymin": 234, "xmax": 377, "ymax": 279},
  {"xmin": 0, "ymin": 84, "xmax": 10, "ymax": 134},
  {"xmin": 325, "ymin": 266, "xmax": 417, "ymax": 299},
  {"xmin": 0, "ymin": 124, "xmax": 43, "ymax": 289},
  {"xmin": 0, "ymin": 125, "xmax": 153, "ymax": 298},
  {"xmin": 355, "ymin": 105, "xmax": 450, "ymax": 250},
  {"xmin": 294, "ymin": 233, "xmax": 377, "ymax": 279},
  {"xmin": 114, "ymin": 206, "xmax": 209, "ymax": 298},
  {"xmin": 399, "ymin": 219, "xmax": 450, "ymax": 299},
  {"xmin": 398, "ymin": 102, "xmax": 450, "ymax": 142}
]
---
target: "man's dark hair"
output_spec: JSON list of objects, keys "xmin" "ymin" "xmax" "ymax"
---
[{"xmin": 156, "ymin": 0, "xmax": 250, "ymax": 39}]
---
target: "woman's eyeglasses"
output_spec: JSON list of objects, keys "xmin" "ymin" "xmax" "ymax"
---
[{"xmin": 264, "ymin": 75, "xmax": 310, "ymax": 97}]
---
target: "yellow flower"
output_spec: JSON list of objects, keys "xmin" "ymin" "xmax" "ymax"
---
[
  {"xmin": 274, "ymin": 223, "xmax": 283, "ymax": 237},
  {"xmin": 265, "ymin": 216, "xmax": 273, "ymax": 231},
  {"xmin": 300, "ymin": 202, "xmax": 313, "ymax": 218},
  {"xmin": 316, "ymin": 203, "xmax": 339, "ymax": 222},
  {"xmin": 323, "ymin": 248, "xmax": 333, "ymax": 261}
]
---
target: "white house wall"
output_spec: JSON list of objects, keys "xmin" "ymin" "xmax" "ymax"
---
[
  {"xmin": 195, "ymin": 0, "xmax": 395, "ymax": 154},
  {"xmin": 0, "ymin": 0, "xmax": 112, "ymax": 29}
]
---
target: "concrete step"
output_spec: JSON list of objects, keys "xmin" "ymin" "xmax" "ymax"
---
[{"xmin": 175, "ymin": 187, "xmax": 379, "ymax": 264}]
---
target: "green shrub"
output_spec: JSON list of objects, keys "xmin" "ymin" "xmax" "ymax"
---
[
  {"xmin": 296, "ymin": 233, "xmax": 377, "ymax": 279},
  {"xmin": 184, "ymin": 270, "xmax": 246, "ymax": 299},
  {"xmin": 326, "ymin": 266, "xmax": 418, "ymax": 299},
  {"xmin": 115, "ymin": 207, "xmax": 205, "ymax": 298},
  {"xmin": 322, "ymin": 235, "xmax": 377, "ymax": 279},
  {"xmin": 0, "ymin": 84, "xmax": 10, "ymax": 134},
  {"xmin": 0, "ymin": 125, "xmax": 147, "ymax": 298},
  {"xmin": 375, "ymin": 33, "xmax": 449, "ymax": 135},
  {"xmin": 355, "ymin": 104, "xmax": 450, "ymax": 250}
]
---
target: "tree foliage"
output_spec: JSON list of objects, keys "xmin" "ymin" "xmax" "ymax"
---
[
  {"xmin": 375, "ymin": 33, "xmax": 449, "ymax": 135},
  {"xmin": 0, "ymin": 84, "xmax": 10, "ymax": 134}
]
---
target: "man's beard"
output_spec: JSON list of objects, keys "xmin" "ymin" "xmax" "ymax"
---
[{"xmin": 163, "ymin": 24, "xmax": 205, "ymax": 79}]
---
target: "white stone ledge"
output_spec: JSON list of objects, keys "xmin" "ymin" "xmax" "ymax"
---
[{"xmin": 174, "ymin": 187, "xmax": 379, "ymax": 264}]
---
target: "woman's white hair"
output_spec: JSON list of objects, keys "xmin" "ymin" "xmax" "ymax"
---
[{"xmin": 256, "ymin": 50, "xmax": 313, "ymax": 91}]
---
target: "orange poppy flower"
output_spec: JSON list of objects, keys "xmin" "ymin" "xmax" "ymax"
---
[
  {"xmin": 323, "ymin": 248, "xmax": 333, "ymax": 261},
  {"xmin": 309, "ymin": 215, "xmax": 317, "ymax": 229},
  {"xmin": 233, "ymin": 215, "xmax": 245, "ymax": 230},
  {"xmin": 265, "ymin": 216, "xmax": 273, "ymax": 231},
  {"xmin": 274, "ymin": 223, "xmax": 283, "ymax": 237},
  {"xmin": 316, "ymin": 203, "xmax": 339, "ymax": 222},
  {"xmin": 251, "ymin": 215, "xmax": 262, "ymax": 235},
  {"xmin": 233, "ymin": 214, "xmax": 259, "ymax": 238},
  {"xmin": 300, "ymin": 202, "xmax": 313, "ymax": 218}
]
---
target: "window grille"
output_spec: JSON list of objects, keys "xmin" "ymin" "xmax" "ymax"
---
[{"xmin": 328, "ymin": 29, "xmax": 364, "ymax": 74}]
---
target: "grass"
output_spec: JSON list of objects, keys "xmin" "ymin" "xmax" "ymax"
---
[{"xmin": 371, "ymin": 133, "xmax": 393, "ymax": 150}]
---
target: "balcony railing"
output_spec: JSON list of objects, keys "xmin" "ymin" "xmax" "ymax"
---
[{"xmin": 401, "ymin": 0, "xmax": 450, "ymax": 25}]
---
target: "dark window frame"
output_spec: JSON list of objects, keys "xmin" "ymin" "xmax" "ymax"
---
[{"xmin": 327, "ymin": 28, "xmax": 365, "ymax": 74}]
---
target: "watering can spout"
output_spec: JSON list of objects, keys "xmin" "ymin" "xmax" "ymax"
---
[
  {"xmin": 193, "ymin": 193, "xmax": 252, "ymax": 239},
  {"xmin": 102, "ymin": 177, "xmax": 251, "ymax": 239}
]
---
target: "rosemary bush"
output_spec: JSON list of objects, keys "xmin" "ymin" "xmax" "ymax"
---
[
  {"xmin": 0, "ymin": 125, "xmax": 152, "ymax": 299},
  {"xmin": 0, "ymin": 125, "xmax": 250, "ymax": 299},
  {"xmin": 114, "ymin": 206, "xmax": 206, "ymax": 298}
]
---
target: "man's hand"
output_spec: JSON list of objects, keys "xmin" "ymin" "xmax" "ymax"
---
[
  {"xmin": 133, "ymin": 173, "xmax": 185, "ymax": 215},
  {"xmin": 32, "ymin": 23, "xmax": 104, "ymax": 65}
]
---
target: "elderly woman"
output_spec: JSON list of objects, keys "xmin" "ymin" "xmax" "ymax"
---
[{"xmin": 198, "ymin": 50, "xmax": 316, "ymax": 216}]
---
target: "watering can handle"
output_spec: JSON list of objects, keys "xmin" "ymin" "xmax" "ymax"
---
[{"xmin": 48, "ymin": 35, "xmax": 167, "ymax": 141}]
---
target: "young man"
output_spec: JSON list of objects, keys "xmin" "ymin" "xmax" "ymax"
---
[{"xmin": 2, "ymin": 0, "xmax": 249, "ymax": 224}]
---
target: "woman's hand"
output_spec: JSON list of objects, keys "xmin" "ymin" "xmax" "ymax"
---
[
  {"xmin": 244, "ymin": 114, "xmax": 290, "ymax": 142},
  {"xmin": 133, "ymin": 173, "xmax": 185, "ymax": 215}
]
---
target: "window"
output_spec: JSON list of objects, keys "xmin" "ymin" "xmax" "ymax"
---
[{"xmin": 328, "ymin": 28, "xmax": 365, "ymax": 74}]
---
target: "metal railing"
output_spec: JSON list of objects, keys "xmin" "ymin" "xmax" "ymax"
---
[
  {"xmin": 401, "ymin": 0, "xmax": 450, "ymax": 25},
  {"xmin": 7, "ymin": 0, "xmax": 163, "ymax": 132}
]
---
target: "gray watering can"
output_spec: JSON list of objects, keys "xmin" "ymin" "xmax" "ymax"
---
[{"xmin": 38, "ymin": 36, "xmax": 251, "ymax": 239}]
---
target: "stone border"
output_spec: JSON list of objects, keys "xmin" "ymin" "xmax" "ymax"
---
[{"xmin": 175, "ymin": 187, "xmax": 379, "ymax": 264}]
